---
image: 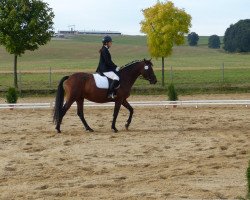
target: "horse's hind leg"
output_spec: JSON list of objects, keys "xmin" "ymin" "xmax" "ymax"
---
[
  {"xmin": 76, "ymin": 100, "xmax": 94, "ymax": 132},
  {"xmin": 56, "ymin": 100, "xmax": 73, "ymax": 133}
]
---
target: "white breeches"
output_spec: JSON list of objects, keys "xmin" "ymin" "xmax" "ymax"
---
[{"xmin": 103, "ymin": 71, "xmax": 120, "ymax": 81}]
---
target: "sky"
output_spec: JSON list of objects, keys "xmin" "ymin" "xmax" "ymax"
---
[{"xmin": 45, "ymin": 0, "xmax": 250, "ymax": 36}]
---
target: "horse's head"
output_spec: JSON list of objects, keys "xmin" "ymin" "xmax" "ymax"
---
[{"xmin": 140, "ymin": 59, "xmax": 157, "ymax": 84}]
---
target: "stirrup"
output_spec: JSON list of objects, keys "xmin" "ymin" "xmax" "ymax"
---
[{"xmin": 108, "ymin": 93, "xmax": 117, "ymax": 99}]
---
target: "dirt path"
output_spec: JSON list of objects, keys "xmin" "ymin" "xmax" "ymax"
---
[{"xmin": 0, "ymin": 99, "xmax": 249, "ymax": 199}]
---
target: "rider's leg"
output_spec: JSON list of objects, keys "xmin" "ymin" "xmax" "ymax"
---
[
  {"xmin": 103, "ymin": 72, "xmax": 120, "ymax": 99},
  {"xmin": 107, "ymin": 79, "xmax": 119, "ymax": 99}
]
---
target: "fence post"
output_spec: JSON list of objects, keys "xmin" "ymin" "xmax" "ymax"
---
[
  {"xmin": 221, "ymin": 63, "xmax": 224, "ymax": 82},
  {"xmin": 170, "ymin": 66, "xmax": 173, "ymax": 82},
  {"xmin": 49, "ymin": 67, "xmax": 52, "ymax": 88}
]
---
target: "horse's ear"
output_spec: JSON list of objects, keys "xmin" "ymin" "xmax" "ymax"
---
[
  {"xmin": 144, "ymin": 58, "xmax": 152, "ymax": 62},
  {"xmin": 143, "ymin": 58, "xmax": 146, "ymax": 62}
]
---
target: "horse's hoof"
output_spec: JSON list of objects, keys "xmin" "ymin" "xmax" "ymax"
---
[
  {"xmin": 56, "ymin": 128, "xmax": 61, "ymax": 133},
  {"xmin": 125, "ymin": 124, "xmax": 129, "ymax": 131},
  {"xmin": 112, "ymin": 128, "xmax": 118, "ymax": 133},
  {"xmin": 86, "ymin": 128, "xmax": 94, "ymax": 132}
]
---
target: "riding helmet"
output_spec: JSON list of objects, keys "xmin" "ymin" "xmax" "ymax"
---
[{"xmin": 102, "ymin": 35, "xmax": 112, "ymax": 44}]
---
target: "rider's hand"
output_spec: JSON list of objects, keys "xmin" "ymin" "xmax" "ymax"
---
[{"xmin": 116, "ymin": 67, "xmax": 120, "ymax": 72}]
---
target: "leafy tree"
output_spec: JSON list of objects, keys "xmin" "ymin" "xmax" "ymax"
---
[
  {"xmin": 141, "ymin": 1, "xmax": 191, "ymax": 86},
  {"xmin": 223, "ymin": 19, "xmax": 250, "ymax": 53},
  {"xmin": 188, "ymin": 32, "xmax": 199, "ymax": 46},
  {"xmin": 208, "ymin": 35, "xmax": 220, "ymax": 49},
  {"xmin": 0, "ymin": 0, "xmax": 54, "ymax": 88}
]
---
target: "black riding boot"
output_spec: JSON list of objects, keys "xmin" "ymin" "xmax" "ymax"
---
[{"xmin": 107, "ymin": 80, "xmax": 119, "ymax": 99}]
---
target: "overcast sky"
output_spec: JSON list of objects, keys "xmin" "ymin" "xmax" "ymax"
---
[{"xmin": 45, "ymin": 0, "xmax": 250, "ymax": 36}]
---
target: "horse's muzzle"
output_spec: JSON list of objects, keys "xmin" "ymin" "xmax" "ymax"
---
[{"xmin": 150, "ymin": 76, "xmax": 157, "ymax": 84}]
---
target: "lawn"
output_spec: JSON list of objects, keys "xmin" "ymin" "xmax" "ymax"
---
[{"xmin": 1, "ymin": 35, "xmax": 250, "ymax": 94}]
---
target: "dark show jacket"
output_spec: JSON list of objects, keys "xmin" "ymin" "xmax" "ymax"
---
[{"xmin": 96, "ymin": 45, "xmax": 118, "ymax": 74}]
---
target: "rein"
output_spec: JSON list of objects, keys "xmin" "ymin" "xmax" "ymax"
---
[
  {"xmin": 120, "ymin": 60, "xmax": 143, "ymax": 71},
  {"xmin": 119, "ymin": 59, "xmax": 153, "ymax": 82}
]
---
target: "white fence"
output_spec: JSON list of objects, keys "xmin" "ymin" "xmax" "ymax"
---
[{"xmin": 0, "ymin": 100, "xmax": 250, "ymax": 109}]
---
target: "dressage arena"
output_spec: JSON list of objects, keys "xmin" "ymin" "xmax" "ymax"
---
[{"xmin": 0, "ymin": 94, "xmax": 249, "ymax": 199}]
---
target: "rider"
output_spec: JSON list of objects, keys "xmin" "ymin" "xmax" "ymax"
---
[{"xmin": 96, "ymin": 35, "xmax": 120, "ymax": 99}]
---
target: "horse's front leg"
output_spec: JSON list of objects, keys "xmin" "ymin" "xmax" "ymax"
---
[
  {"xmin": 111, "ymin": 101, "xmax": 122, "ymax": 133},
  {"xmin": 122, "ymin": 99, "xmax": 134, "ymax": 130}
]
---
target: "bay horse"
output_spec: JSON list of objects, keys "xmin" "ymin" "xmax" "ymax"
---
[{"xmin": 53, "ymin": 59, "xmax": 157, "ymax": 133}]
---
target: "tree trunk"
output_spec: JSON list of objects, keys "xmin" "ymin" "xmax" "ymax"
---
[
  {"xmin": 161, "ymin": 57, "xmax": 165, "ymax": 87},
  {"xmin": 14, "ymin": 55, "xmax": 18, "ymax": 88}
]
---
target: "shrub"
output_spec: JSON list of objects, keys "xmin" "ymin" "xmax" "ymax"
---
[
  {"xmin": 168, "ymin": 83, "xmax": 178, "ymax": 101},
  {"xmin": 6, "ymin": 87, "xmax": 18, "ymax": 103},
  {"xmin": 208, "ymin": 35, "xmax": 221, "ymax": 49},
  {"xmin": 187, "ymin": 32, "xmax": 199, "ymax": 46}
]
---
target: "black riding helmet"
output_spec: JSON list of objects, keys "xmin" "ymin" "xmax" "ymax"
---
[{"xmin": 102, "ymin": 35, "xmax": 112, "ymax": 44}]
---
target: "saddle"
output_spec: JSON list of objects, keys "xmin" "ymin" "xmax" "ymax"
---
[{"xmin": 93, "ymin": 73, "xmax": 119, "ymax": 89}]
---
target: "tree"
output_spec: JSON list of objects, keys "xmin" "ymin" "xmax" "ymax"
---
[
  {"xmin": 208, "ymin": 35, "xmax": 220, "ymax": 49},
  {"xmin": 223, "ymin": 19, "xmax": 250, "ymax": 53},
  {"xmin": 187, "ymin": 32, "xmax": 199, "ymax": 46},
  {"xmin": 0, "ymin": 0, "xmax": 54, "ymax": 88},
  {"xmin": 141, "ymin": 1, "xmax": 191, "ymax": 86}
]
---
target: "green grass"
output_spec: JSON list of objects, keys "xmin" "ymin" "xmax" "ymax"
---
[
  {"xmin": 1, "ymin": 35, "xmax": 250, "ymax": 94},
  {"xmin": 0, "ymin": 35, "xmax": 149, "ymax": 70},
  {"xmin": 1, "ymin": 67, "xmax": 250, "ymax": 92},
  {"xmin": 0, "ymin": 35, "xmax": 248, "ymax": 70}
]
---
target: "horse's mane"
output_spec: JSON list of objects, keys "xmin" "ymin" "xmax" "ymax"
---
[{"xmin": 120, "ymin": 60, "xmax": 143, "ymax": 71}]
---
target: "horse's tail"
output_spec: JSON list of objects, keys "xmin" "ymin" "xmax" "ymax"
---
[{"xmin": 53, "ymin": 76, "xmax": 69, "ymax": 125}]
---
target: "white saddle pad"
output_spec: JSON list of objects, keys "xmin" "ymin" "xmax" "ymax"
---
[{"xmin": 93, "ymin": 73, "xmax": 109, "ymax": 89}]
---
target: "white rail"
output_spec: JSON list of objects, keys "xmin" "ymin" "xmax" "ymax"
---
[{"xmin": 0, "ymin": 100, "xmax": 250, "ymax": 109}]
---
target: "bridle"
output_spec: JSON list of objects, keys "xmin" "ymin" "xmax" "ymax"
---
[{"xmin": 141, "ymin": 62, "xmax": 153, "ymax": 82}]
